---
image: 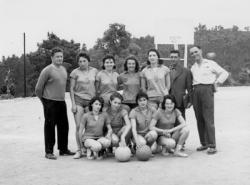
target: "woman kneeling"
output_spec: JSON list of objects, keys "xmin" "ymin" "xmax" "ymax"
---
[
  {"xmin": 79, "ymin": 97, "xmax": 112, "ymax": 159},
  {"xmin": 130, "ymin": 92, "xmax": 158, "ymax": 150},
  {"xmin": 106, "ymin": 92, "xmax": 131, "ymax": 151},
  {"xmin": 150, "ymin": 95, "xmax": 190, "ymax": 157}
]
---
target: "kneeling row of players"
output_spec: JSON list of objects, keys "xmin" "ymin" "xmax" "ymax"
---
[{"xmin": 78, "ymin": 92, "xmax": 190, "ymax": 160}]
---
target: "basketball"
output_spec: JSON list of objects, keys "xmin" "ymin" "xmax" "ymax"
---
[
  {"xmin": 136, "ymin": 145, "xmax": 152, "ymax": 161},
  {"xmin": 114, "ymin": 146, "xmax": 131, "ymax": 162},
  {"xmin": 164, "ymin": 138, "xmax": 176, "ymax": 149}
]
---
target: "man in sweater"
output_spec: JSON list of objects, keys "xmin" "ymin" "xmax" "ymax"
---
[{"xmin": 35, "ymin": 47, "xmax": 74, "ymax": 160}]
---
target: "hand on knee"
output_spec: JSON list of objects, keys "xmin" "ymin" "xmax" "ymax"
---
[{"xmin": 111, "ymin": 134, "xmax": 119, "ymax": 147}]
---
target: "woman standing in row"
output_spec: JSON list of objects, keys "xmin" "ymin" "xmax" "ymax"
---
[
  {"xmin": 70, "ymin": 53, "xmax": 98, "ymax": 159},
  {"xmin": 96, "ymin": 55, "xmax": 119, "ymax": 110},
  {"xmin": 118, "ymin": 56, "xmax": 141, "ymax": 110},
  {"xmin": 141, "ymin": 49, "xmax": 171, "ymax": 109}
]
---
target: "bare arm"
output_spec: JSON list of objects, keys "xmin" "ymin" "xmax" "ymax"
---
[
  {"xmin": 141, "ymin": 77, "xmax": 147, "ymax": 93},
  {"xmin": 70, "ymin": 78, "xmax": 77, "ymax": 113},
  {"xmin": 165, "ymin": 72, "xmax": 171, "ymax": 93},
  {"xmin": 121, "ymin": 114, "xmax": 131, "ymax": 140},
  {"xmin": 149, "ymin": 118, "xmax": 164, "ymax": 135},
  {"xmin": 105, "ymin": 123, "xmax": 112, "ymax": 139},
  {"xmin": 131, "ymin": 118, "xmax": 139, "ymax": 145},
  {"xmin": 168, "ymin": 115, "xmax": 187, "ymax": 133}
]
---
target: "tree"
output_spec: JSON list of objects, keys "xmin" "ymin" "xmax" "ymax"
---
[
  {"xmin": 94, "ymin": 23, "xmax": 132, "ymax": 56},
  {"xmin": 194, "ymin": 24, "xmax": 250, "ymax": 85},
  {"xmin": 27, "ymin": 32, "xmax": 82, "ymax": 94}
]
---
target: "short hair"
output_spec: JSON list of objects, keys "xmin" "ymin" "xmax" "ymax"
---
[
  {"xmin": 170, "ymin": 50, "xmax": 180, "ymax": 57},
  {"xmin": 76, "ymin": 52, "xmax": 90, "ymax": 62},
  {"xmin": 161, "ymin": 95, "xmax": 177, "ymax": 110},
  {"xmin": 102, "ymin": 54, "xmax": 116, "ymax": 69},
  {"xmin": 88, "ymin": 96, "xmax": 104, "ymax": 112},
  {"xmin": 147, "ymin": 48, "xmax": 163, "ymax": 65},
  {"xmin": 109, "ymin": 92, "xmax": 123, "ymax": 102},
  {"xmin": 135, "ymin": 91, "xmax": 148, "ymax": 105},
  {"xmin": 51, "ymin": 47, "xmax": 63, "ymax": 56},
  {"xmin": 190, "ymin": 45, "xmax": 201, "ymax": 50},
  {"xmin": 124, "ymin": 55, "xmax": 139, "ymax": 72}
]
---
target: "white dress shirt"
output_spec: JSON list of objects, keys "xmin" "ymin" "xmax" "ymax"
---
[{"xmin": 191, "ymin": 59, "xmax": 229, "ymax": 85}]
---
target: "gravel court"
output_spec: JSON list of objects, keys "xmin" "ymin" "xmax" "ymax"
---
[{"xmin": 1, "ymin": 86, "xmax": 250, "ymax": 185}]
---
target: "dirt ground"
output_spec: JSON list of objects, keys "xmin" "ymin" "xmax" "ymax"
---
[{"xmin": 0, "ymin": 86, "xmax": 250, "ymax": 185}]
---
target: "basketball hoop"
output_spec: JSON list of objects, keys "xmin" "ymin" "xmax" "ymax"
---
[{"xmin": 169, "ymin": 36, "xmax": 181, "ymax": 50}]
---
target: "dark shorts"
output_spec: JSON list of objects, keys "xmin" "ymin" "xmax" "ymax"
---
[{"xmin": 75, "ymin": 95, "xmax": 90, "ymax": 108}]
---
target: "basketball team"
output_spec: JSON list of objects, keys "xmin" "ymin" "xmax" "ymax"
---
[{"xmin": 35, "ymin": 46, "xmax": 229, "ymax": 160}]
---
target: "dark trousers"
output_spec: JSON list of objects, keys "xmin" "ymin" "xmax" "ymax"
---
[
  {"xmin": 192, "ymin": 85, "xmax": 216, "ymax": 148},
  {"xmin": 42, "ymin": 98, "xmax": 69, "ymax": 154}
]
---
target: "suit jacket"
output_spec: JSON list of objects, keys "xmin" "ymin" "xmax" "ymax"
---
[{"xmin": 169, "ymin": 65, "xmax": 193, "ymax": 108}]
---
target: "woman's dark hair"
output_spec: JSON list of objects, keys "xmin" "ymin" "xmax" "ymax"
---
[
  {"xmin": 88, "ymin": 96, "xmax": 104, "ymax": 112},
  {"xmin": 161, "ymin": 95, "xmax": 177, "ymax": 110},
  {"xmin": 135, "ymin": 91, "xmax": 148, "ymax": 105},
  {"xmin": 109, "ymin": 92, "xmax": 123, "ymax": 102},
  {"xmin": 76, "ymin": 52, "xmax": 90, "ymax": 63},
  {"xmin": 124, "ymin": 55, "xmax": 139, "ymax": 72},
  {"xmin": 147, "ymin": 48, "xmax": 163, "ymax": 65},
  {"xmin": 51, "ymin": 47, "xmax": 63, "ymax": 56},
  {"xmin": 102, "ymin": 54, "xmax": 116, "ymax": 69}
]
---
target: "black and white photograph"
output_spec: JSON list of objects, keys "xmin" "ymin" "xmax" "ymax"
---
[{"xmin": 1, "ymin": 0, "xmax": 250, "ymax": 185}]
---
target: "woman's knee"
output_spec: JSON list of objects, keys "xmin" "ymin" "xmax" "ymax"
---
[
  {"xmin": 137, "ymin": 135, "xmax": 147, "ymax": 145},
  {"xmin": 146, "ymin": 130, "xmax": 158, "ymax": 143},
  {"xmin": 98, "ymin": 137, "xmax": 111, "ymax": 149},
  {"xmin": 180, "ymin": 126, "xmax": 190, "ymax": 136},
  {"xmin": 84, "ymin": 139, "xmax": 102, "ymax": 152}
]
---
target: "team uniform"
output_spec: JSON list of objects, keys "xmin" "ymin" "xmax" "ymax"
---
[
  {"xmin": 129, "ymin": 106, "xmax": 158, "ymax": 146},
  {"xmin": 81, "ymin": 112, "xmax": 110, "ymax": 142},
  {"xmin": 70, "ymin": 67, "xmax": 98, "ymax": 107},
  {"xmin": 141, "ymin": 65, "xmax": 170, "ymax": 108},
  {"xmin": 129, "ymin": 106, "xmax": 156, "ymax": 136},
  {"xmin": 96, "ymin": 70, "xmax": 119, "ymax": 106},
  {"xmin": 117, "ymin": 72, "xmax": 141, "ymax": 110},
  {"xmin": 153, "ymin": 108, "xmax": 182, "ymax": 132},
  {"xmin": 106, "ymin": 107, "xmax": 131, "ymax": 146}
]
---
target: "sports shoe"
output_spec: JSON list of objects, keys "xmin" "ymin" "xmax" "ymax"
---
[
  {"xmin": 59, "ymin": 150, "xmax": 75, "ymax": 156},
  {"xmin": 207, "ymin": 148, "xmax": 217, "ymax": 154},
  {"xmin": 45, "ymin": 153, "xmax": 57, "ymax": 160},
  {"xmin": 73, "ymin": 150, "xmax": 82, "ymax": 159},
  {"xmin": 174, "ymin": 151, "xmax": 188, "ymax": 157},
  {"xmin": 161, "ymin": 147, "xmax": 170, "ymax": 156},
  {"xmin": 196, "ymin": 146, "xmax": 208, "ymax": 151}
]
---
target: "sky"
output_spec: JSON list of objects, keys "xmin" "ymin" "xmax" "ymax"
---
[{"xmin": 1, "ymin": 0, "xmax": 249, "ymax": 57}]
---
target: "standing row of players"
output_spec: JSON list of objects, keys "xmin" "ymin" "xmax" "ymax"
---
[{"xmin": 35, "ymin": 46, "xmax": 228, "ymax": 160}]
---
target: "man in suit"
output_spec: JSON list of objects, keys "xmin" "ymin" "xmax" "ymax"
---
[{"xmin": 169, "ymin": 50, "xmax": 192, "ymax": 120}]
